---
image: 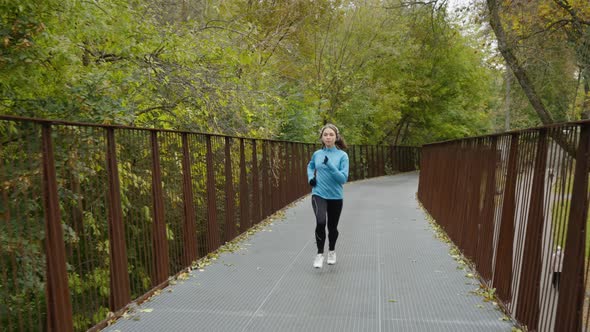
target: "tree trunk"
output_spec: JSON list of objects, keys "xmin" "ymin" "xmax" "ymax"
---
[
  {"xmin": 487, "ymin": 0, "xmax": 576, "ymax": 158},
  {"xmin": 393, "ymin": 115, "xmax": 408, "ymax": 146},
  {"xmin": 504, "ymin": 64, "xmax": 511, "ymax": 131},
  {"xmin": 486, "ymin": 0, "xmax": 554, "ymax": 125},
  {"xmin": 399, "ymin": 120, "xmax": 411, "ymax": 145}
]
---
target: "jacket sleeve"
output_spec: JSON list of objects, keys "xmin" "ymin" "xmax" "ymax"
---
[
  {"xmin": 326, "ymin": 153, "xmax": 349, "ymax": 184},
  {"xmin": 307, "ymin": 152, "xmax": 316, "ymax": 182}
]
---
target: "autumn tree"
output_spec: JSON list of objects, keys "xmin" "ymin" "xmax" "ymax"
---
[{"xmin": 486, "ymin": 0, "xmax": 590, "ymax": 124}]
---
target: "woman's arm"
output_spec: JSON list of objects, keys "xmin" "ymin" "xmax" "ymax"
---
[
  {"xmin": 307, "ymin": 152, "xmax": 317, "ymax": 182},
  {"xmin": 326, "ymin": 154, "xmax": 349, "ymax": 184}
]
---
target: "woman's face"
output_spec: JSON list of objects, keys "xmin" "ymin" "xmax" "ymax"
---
[{"xmin": 321, "ymin": 128, "xmax": 337, "ymax": 148}]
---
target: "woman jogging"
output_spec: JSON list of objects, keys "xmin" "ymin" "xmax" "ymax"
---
[{"xmin": 307, "ymin": 123, "xmax": 349, "ymax": 268}]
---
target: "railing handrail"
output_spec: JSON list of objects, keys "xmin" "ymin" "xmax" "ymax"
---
[
  {"xmin": 0, "ymin": 114, "xmax": 420, "ymax": 147},
  {"xmin": 422, "ymin": 119, "xmax": 590, "ymax": 146}
]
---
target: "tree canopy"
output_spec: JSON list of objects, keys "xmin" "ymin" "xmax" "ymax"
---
[
  {"xmin": 4, "ymin": 0, "xmax": 572, "ymax": 144},
  {"xmin": 484, "ymin": 0, "xmax": 590, "ymax": 127}
]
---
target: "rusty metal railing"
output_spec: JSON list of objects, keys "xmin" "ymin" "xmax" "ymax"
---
[
  {"xmin": 418, "ymin": 121, "xmax": 590, "ymax": 332},
  {"xmin": 0, "ymin": 115, "xmax": 419, "ymax": 332}
]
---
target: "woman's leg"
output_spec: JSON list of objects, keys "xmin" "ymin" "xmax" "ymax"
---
[
  {"xmin": 311, "ymin": 195, "xmax": 328, "ymax": 254},
  {"xmin": 326, "ymin": 199, "xmax": 343, "ymax": 251}
]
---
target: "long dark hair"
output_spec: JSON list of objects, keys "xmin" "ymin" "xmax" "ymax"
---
[{"xmin": 319, "ymin": 123, "xmax": 347, "ymax": 150}]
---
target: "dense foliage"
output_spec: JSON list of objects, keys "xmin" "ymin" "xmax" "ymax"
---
[{"xmin": 1, "ymin": 0, "xmax": 501, "ymax": 145}]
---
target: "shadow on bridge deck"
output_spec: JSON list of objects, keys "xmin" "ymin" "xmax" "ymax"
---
[{"xmin": 103, "ymin": 172, "xmax": 514, "ymax": 332}]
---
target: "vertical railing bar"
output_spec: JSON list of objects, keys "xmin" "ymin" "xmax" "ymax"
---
[
  {"xmin": 0, "ymin": 125, "xmax": 12, "ymax": 330},
  {"xmin": 271, "ymin": 142, "xmax": 278, "ymax": 214},
  {"xmin": 377, "ymin": 145, "xmax": 385, "ymax": 176},
  {"xmin": 264, "ymin": 141, "xmax": 270, "ymax": 217},
  {"xmin": 491, "ymin": 135, "xmax": 509, "ymax": 279},
  {"xmin": 162, "ymin": 132, "xmax": 174, "ymax": 271},
  {"xmin": 511, "ymin": 131, "xmax": 535, "ymax": 312},
  {"xmin": 281, "ymin": 142, "xmax": 287, "ymax": 207},
  {"xmin": 544, "ymin": 127, "xmax": 567, "ymax": 329},
  {"xmin": 302, "ymin": 144, "xmax": 308, "ymax": 186},
  {"xmin": 268, "ymin": 141, "xmax": 274, "ymax": 214},
  {"xmin": 538, "ymin": 127, "xmax": 558, "ymax": 330},
  {"xmin": 140, "ymin": 130, "xmax": 155, "ymax": 293},
  {"xmin": 181, "ymin": 133, "xmax": 198, "ymax": 266},
  {"xmin": 378, "ymin": 146, "xmax": 382, "ymax": 176},
  {"xmin": 478, "ymin": 140, "xmax": 488, "ymax": 265},
  {"xmin": 150, "ymin": 131, "xmax": 169, "ymax": 285},
  {"xmin": 462, "ymin": 141, "xmax": 474, "ymax": 250},
  {"xmin": 278, "ymin": 142, "xmax": 284, "ymax": 210},
  {"xmin": 96, "ymin": 127, "xmax": 111, "ymax": 316},
  {"xmin": 389, "ymin": 145, "xmax": 398, "ymax": 174},
  {"xmin": 194, "ymin": 134, "xmax": 207, "ymax": 255},
  {"xmin": 193, "ymin": 134, "xmax": 205, "ymax": 257},
  {"xmin": 13, "ymin": 123, "xmax": 28, "ymax": 331},
  {"xmin": 482, "ymin": 137, "xmax": 496, "ymax": 283},
  {"xmin": 555, "ymin": 123, "xmax": 590, "ymax": 332},
  {"xmin": 371, "ymin": 145, "xmax": 376, "ymax": 177},
  {"xmin": 384, "ymin": 145, "xmax": 387, "ymax": 174},
  {"xmin": 554, "ymin": 124, "xmax": 578, "ymax": 325},
  {"xmin": 303, "ymin": 144, "xmax": 308, "ymax": 193},
  {"xmin": 224, "ymin": 136, "xmax": 236, "ymax": 242},
  {"xmin": 74, "ymin": 127, "xmax": 95, "ymax": 325},
  {"xmin": 275, "ymin": 142, "xmax": 281, "ymax": 209},
  {"xmin": 272, "ymin": 142, "xmax": 279, "ymax": 211},
  {"xmin": 41, "ymin": 124, "xmax": 74, "ymax": 332},
  {"xmin": 261, "ymin": 140, "xmax": 269, "ymax": 219},
  {"xmin": 134, "ymin": 129, "xmax": 148, "ymax": 295},
  {"xmin": 277, "ymin": 141, "xmax": 282, "ymax": 210},
  {"xmin": 360, "ymin": 145, "xmax": 365, "ymax": 179},
  {"xmin": 452, "ymin": 143, "xmax": 468, "ymax": 248},
  {"xmin": 120, "ymin": 130, "xmax": 135, "ymax": 296},
  {"xmin": 205, "ymin": 135, "xmax": 220, "ymax": 251},
  {"xmin": 294, "ymin": 143, "xmax": 307, "ymax": 199},
  {"xmin": 510, "ymin": 132, "xmax": 530, "ymax": 313},
  {"xmin": 362, "ymin": 145, "xmax": 367, "ymax": 179},
  {"xmin": 470, "ymin": 140, "xmax": 483, "ymax": 261},
  {"xmin": 516, "ymin": 129, "xmax": 548, "ymax": 331},
  {"xmin": 297, "ymin": 143, "xmax": 303, "ymax": 195},
  {"xmin": 366, "ymin": 145, "xmax": 370, "ymax": 178},
  {"xmin": 288, "ymin": 142, "xmax": 293, "ymax": 202},
  {"xmin": 283, "ymin": 142, "xmax": 289, "ymax": 204},
  {"xmin": 290, "ymin": 142, "xmax": 296, "ymax": 200},
  {"xmin": 351, "ymin": 145, "xmax": 355, "ymax": 180},
  {"xmin": 376, "ymin": 146, "xmax": 380, "ymax": 176},
  {"xmin": 251, "ymin": 140, "xmax": 260, "ymax": 225},
  {"xmin": 479, "ymin": 137, "xmax": 497, "ymax": 283},
  {"xmin": 288, "ymin": 142, "xmax": 293, "ymax": 203},
  {"xmin": 239, "ymin": 138, "xmax": 250, "ymax": 234},
  {"xmin": 295, "ymin": 143, "xmax": 301, "ymax": 198},
  {"xmin": 105, "ymin": 128, "xmax": 131, "ymax": 311},
  {"xmin": 493, "ymin": 133, "xmax": 519, "ymax": 303}
]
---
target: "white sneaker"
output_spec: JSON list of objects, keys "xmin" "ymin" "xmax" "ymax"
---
[
  {"xmin": 327, "ymin": 251, "xmax": 336, "ymax": 265},
  {"xmin": 313, "ymin": 254, "xmax": 324, "ymax": 268}
]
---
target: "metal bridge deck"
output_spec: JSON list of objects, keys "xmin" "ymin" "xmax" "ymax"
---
[{"xmin": 103, "ymin": 173, "xmax": 514, "ymax": 332}]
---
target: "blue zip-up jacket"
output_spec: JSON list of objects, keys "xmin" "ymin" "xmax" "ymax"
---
[{"xmin": 307, "ymin": 146, "xmax": 349, "ymax": 200}]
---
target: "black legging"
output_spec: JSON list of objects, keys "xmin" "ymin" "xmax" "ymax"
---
[{"xmin": 311, "ymin": 195, "xmax": 343, "ymax": 254}]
